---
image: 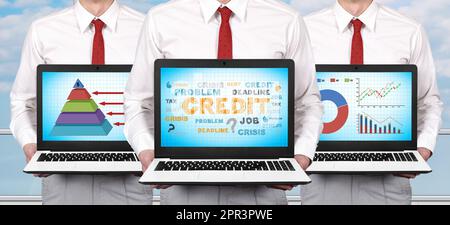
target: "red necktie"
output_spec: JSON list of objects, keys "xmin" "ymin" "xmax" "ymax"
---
[
  {"xmin": 91, "ymin": 19, "xmax": 105, "ymax": 64},
  {"xmin": 351, "ymin": 19, "xmax": 363, "ymax": 64},
  {"xmin": 217, "ymin": 7, "xmax": 233, "ymax": 59}
]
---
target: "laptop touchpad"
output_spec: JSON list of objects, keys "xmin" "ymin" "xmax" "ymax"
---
[{"xmin": 197, "ymin": 171, "xmax": 244, "ymax": 182}]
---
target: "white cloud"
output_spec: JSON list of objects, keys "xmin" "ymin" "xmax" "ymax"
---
[
  {"xmin": 0, "ymin": 48, "xmax": 7, "ymax": 60},
  {"xmin": 439, "ymin": 87, "xmax": 450, "ymax": 97},
  {"xmin": 11, "ymin": 0, "xmax": 51, "ymax": 8},
  {"xmin": 0, "ymin": 0, "xmax": 8, "ymax": 7},
  {"xmin": 435, "ymin": 59, "xmax": 450, "ymax": 78},
  {"xmin": 289, "ymin": 0, "xmax": 334, "ymax": 15},
  {"xmin": 0, "ymin": 62, "xmax": 18, "ymax": 77},
  {"xmin": 0, "ymin": 81, "xmax": 12, "ymax": 93},
  {"xmin": 118, "ymin": 0, "xmax": 156, "ymax": 13}
]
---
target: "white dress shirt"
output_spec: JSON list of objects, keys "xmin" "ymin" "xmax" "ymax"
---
[
  {"xmin": 10, "ymin": 0, "xmax": 144, "ymax": 148},
  {"xmin": 305, "ymin": 1, "xmax": 443, "ymax": 151},
  {"xmin": 125, "ymin": 0, "xmax": 324, "ymax": 159}
]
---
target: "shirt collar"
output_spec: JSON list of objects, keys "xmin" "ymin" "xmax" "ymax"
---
[
  {"xmin": 334, "ymin": 0, "xmax": 379, "ymax": 33},
  {"xmin": 198, "ymin": 0, "xmax": 249, "ymax": 23},
  {"xmin": 75, "ymin": 0, "xmax": 120, "ymax": 33}
]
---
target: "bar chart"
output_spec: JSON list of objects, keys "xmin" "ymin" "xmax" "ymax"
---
[{"xmin": 358, "ymin": 112, "xmax": 403, "ymax": 134}]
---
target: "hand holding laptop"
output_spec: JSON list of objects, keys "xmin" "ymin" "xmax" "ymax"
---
[
  {"xmin": 270, "ymin": 154, "xmax": 311, "ymax": 190},
  {"xmin": 395, "ymin": 147, "xmax": 432, "ymax": 179},
  {"xmin": 23, "ymin": 143, "xmax": 49, "ymax": 177},
  {"xmin": 23, "ymin": 143, "xmax": 37, "ymax": 163},
  {"xmin": 139, "ymin": 150, "xmax": 171, "ymax": 189},
  {"xmin": 295, "ymin": 154, "xmax": 312, "ymax": 170},
  {"xmin": 138, "ymin": 150, "xmax": 154, "ymax": 173}
]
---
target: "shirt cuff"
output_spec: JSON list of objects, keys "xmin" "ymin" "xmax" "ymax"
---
[
  {"xmin": 417, "ymin": 132, "xmax": 438, "ymax": 152},
  {"xmin": 294, "ymin": 137, "xmax": 317, "ymax": 160},
  {"xmin": 15, "ymin": 128, "xmax": 36, "ymax": 149},
  {"xmin": 130, "ymin": 132, "xmax": 155, "ymax": 156}
]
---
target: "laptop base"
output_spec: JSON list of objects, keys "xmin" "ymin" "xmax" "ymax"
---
[
  {"xmin": 139, "ymin": 158, "xmax": 311, "ymax": 185},
  {"xmin": 24, "ymin": 151, "xmax": 142, "ymax": 174},
  {"xmin": 306, "ymin": 151, "xmax": 431, "ymax": 174}
]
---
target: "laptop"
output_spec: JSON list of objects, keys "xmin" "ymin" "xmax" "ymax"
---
[
  {"xmin": 139, "ymin": 59, "xmax": 311, "ymax": 185},
  {"xmin": 307, "ymin": 65, "xmax": 431, "ymax": 174},
  {"xmin": 24, "ymin": 65, "xmax": 141, "ymax": 174}
]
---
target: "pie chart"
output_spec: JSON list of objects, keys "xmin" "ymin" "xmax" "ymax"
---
[{"xmin": 320, "ymin": 89, "xmax": 349, "ymax": 134}]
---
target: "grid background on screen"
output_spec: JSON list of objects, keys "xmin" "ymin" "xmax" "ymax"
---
[
  {"xmin": 160, "ymin": 68, "xmax": 289, "ymax": 148},
  {"xmin": 42, "ymin": 72, "xmax": 128, "ymax": 141},
  {"xmin": 317, "ymin": 72, "xmax": 413, "ymax": 142}
]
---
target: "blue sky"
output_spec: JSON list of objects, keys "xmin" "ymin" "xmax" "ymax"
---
[{"xmin": 0, "ymin": 0, "xmax": 449, "ymax": 195}]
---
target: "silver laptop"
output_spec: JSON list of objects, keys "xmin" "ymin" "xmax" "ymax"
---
[
  {"xmin": 307, "ymin": 65, "xmax": 431, "ymax": 173},
  {"xmin": 24, "ymin": 65, "xmax": 140, "ymax": 174},
  {"xmin": 139, "ymin": 59, "xmax": 310, "ymax": 185}
]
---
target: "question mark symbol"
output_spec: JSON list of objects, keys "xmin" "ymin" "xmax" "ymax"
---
[
  {"xmin": 226, "ymin": 118, "xmax": 237, "ymax": 133},
  {"xmin": 168, "ymin": 124, "xmax": 175, "ymax": 132}
]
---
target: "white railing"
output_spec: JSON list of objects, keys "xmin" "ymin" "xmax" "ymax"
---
[{"xmin": 0, "ymin": 129, "xmax": 12, "ymax": 135}]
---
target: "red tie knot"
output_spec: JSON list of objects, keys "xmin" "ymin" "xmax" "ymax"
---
[
  {"xmin": 351, "ymin": 19, "xmax": 363, "ymax": 32},
  {"xmin": 91, "ymin": 19, "xmax": 105, "ymax": 31},
  {"xmin": 217, "ymin": 6, "xmax": 232, "ymax": 22}
]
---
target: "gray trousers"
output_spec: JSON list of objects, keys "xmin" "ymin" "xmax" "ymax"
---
[
  {"xmin": 301, "ymin": 174, "xmax": 412, "ymax": 205},
  {"xmin": 160, "ymin": 185, "xmax": 287, "ymax": 205},
  {"xmin": 41, "ymin": 174, "xmax": 153, "ymax": 205}
]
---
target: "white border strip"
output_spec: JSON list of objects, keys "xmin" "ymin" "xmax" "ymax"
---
[{"xmin": 1, "ymin": 196, "xmax": 450, "ymax": 205}]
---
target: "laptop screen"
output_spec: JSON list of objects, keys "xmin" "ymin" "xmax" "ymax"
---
[
  {"xmin": 317, "ymin": 71, "xmax": 413, "ymax": 142},
  {"xmin": 159, "ymin": 67, "xmax": 289, "ymax": 148},
  {"xmin": 41, "ymin": 71, "xmax": 128, "ymax": 141}
]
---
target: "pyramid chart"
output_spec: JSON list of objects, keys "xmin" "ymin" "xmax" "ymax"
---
[{"xmin": 51, "ymin": 79, "xmax": 113, "ymax": 136}]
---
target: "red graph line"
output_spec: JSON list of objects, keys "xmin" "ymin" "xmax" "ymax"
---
[{"xmin": 358, "ymin": 82, "xmax": 401, "ymax": 101}]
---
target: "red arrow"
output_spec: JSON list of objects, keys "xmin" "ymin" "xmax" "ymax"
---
[
  {"xmin": 99, "ymin": 101, "xmax": 124, "ymax": 106},
  {"xmin": 107, "ymin": 112, "xmax": 125, "ymax": 116},
  {"xmin": 114, "ymin": 122, "xmax": 125, "ymax": 126},
  {"xmin": 93, "ymin": 91, "xmax": 124, "ymax": 95}
]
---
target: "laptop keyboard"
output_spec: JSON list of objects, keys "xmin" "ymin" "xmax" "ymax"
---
[
  {"xmin": 313, "ymin": 152, "xmax": 418, "ymax": 162},
  {"xmin": 37, "ymin": 153, "xmax": 138, "ymax": 162},
  {"xmin": 155, "ymin": 160, "xmax": 295, "ymax": 171}
]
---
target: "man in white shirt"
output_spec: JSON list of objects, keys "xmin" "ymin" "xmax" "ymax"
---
[
  {"xmin": 125, "ymin": 0, "xmax": 323, "ymax": 205},
  {"xmin": 10, "ymin": 0, "xmax": 152, "ymax": 204},
  {"xmin": 302, "ymin": 0, "xmax": 443, "ymax": 204}
]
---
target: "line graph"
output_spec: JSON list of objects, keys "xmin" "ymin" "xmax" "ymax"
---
[
  {"xmin": 356, "ymin": 78, "xmax": 405, "ymax": 108},
  {"xmin": 358, "ymin": 82, "xmax": 401, "ymax": 101}
]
